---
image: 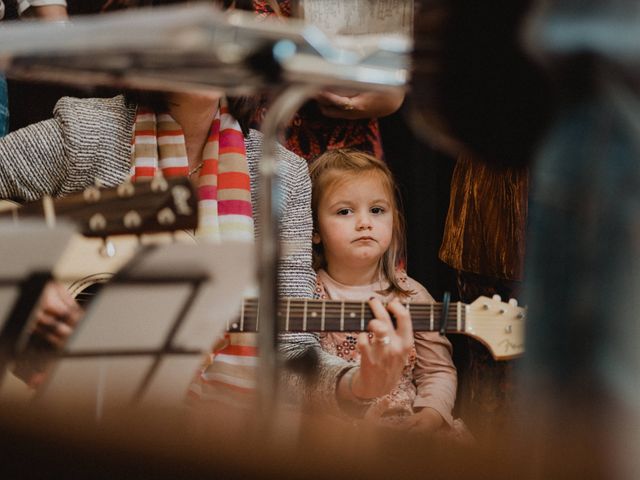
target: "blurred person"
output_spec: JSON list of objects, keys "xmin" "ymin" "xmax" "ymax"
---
[
  {"xmin": 517, "ymin": 0, "xmax": 640, "ymax": 476},
  {"xmin": 409, "ymin": 0, "xmax": 553, "ymax": 437},
  {"xmin": 247, "ymin": 0, "xmax": 405, "ymax": 161}
]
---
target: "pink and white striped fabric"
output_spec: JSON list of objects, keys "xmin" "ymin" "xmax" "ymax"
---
[
  {"xmin": 131, "ymin": 98, "xmax": 258, "ymax": 404},
  {"xmin": 130, "ymin": 98, "xmax": 254, "ymax": 243}
]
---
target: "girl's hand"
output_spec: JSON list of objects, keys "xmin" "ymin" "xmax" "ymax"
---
[
  {"xmin": 315, "ymin": 90, "xmax": 404, "ymax": 120},
  {"xmin": 31, "ymin": 282, "xmax": 83, "ymax": 350},
  {"xmin": 347, "ymin": 298, "xmax": 413, "ymax": 399}
]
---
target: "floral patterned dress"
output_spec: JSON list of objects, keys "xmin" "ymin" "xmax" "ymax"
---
[{"xmin": 314, "ymin": 269, "xmax": 457, "ymax": 428}]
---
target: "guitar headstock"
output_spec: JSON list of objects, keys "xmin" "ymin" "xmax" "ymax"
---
[
  {"xmin": 465, "ymin": 295, "xmax": 526, "ymax": 360},
  {"xmin": 11, "ymin": 177, "xmax": 198, "ymax": 237}
]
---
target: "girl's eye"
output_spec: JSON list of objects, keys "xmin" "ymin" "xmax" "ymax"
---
[
  {"xmin": 337, "ymin": 208, "xmax": 351, "ymax": 215},
  {"xmin": 371, "ymin": 207, "xmax": 385, "ymax": 214}
]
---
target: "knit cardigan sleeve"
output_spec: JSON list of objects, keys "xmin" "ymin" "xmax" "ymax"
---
[
  {"xmin": 0, "ymin": 95, "xmax": 134, "ymax": 201},
  {"xmin": 0, "ymin": 113, "xmax": 68, "ymax": 201},
  {"xmin": 246, "ymin": 131, "xmax": 351, "ymax": 412}
]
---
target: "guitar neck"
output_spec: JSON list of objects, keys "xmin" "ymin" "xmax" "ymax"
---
[{"xmin": 227, "ymin": 298, "xmax": 466, "ymax": 334}]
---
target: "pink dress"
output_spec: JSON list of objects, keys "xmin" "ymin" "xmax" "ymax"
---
[{"xmin": 315, "ymin": 269, "xmax": 457, "ymax": 428}]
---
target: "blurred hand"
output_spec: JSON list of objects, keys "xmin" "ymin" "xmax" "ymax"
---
[
  {"xmin": 30, "ymin": 282, "xmax": 82, "ymax": 349},
  {"xmin": 315, "ymin": 89, "xmax": 404, "ymax": 120}
]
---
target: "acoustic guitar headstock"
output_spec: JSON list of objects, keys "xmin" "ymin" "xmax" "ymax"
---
[{"xmin": 5, "ymin": 176, "xmax": 198, "ymax": 237}]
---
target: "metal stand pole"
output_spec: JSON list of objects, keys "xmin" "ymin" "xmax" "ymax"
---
[{"xmin": 256, "ymin": 84, "xmax": 318, "ymax": 430}]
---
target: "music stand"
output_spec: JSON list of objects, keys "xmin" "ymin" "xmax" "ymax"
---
[
  {"xmin": 35, "ymin": 241, "xmax": 254, "ymax": 419},
  {"xmin": 0, "ymin": 220, "xmax": 77, "ymax": 389}
]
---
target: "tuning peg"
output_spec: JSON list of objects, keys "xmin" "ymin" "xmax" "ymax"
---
[
  {"xmin": 117, "ymin": 181, "xmax": 135, "ymax": 198},
  {"xmin": 157, "ymin": 207, "xmax": 176, "ymax": 226},
  {"xmin": 492, "ymin": 294, "xmax": 502, "ymax": 302},
  {"xmin": 509, "ymin": 298, "xmax": 518, "ymax": 307},
  {"xmin": 83, "ymin": 185, "xmax": 101, "ymax": 203},
  {"xmin": 171, "ymin": 184, "xmax": 193, "ymax": 216},
  {"xmin": 151, "ymin": 174, "xmax": 169, "ymax": 192},
  {"xmin": 123, "ymin": 210, "xmax": 142, "ymax": 229},
  {"xmin": 89, "ymin": 213, "xmax": 107, "ymax": 232}
]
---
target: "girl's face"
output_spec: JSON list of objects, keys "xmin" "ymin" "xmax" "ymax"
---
[{"xmin": 313, "ymin": 172, "xmax": 394, "ymax": 272}]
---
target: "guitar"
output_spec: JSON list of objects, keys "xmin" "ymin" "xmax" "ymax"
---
[
  {"xmin": 227, "ymin": 295, "xmax": 526, "ymax": 360},
  {"xmin": 0, "ymin": 180, "xmax": 525, "ymax": 359},
  {"xmin": 0, "ymin": 177, "xmax": 199, "ymax": 303}
]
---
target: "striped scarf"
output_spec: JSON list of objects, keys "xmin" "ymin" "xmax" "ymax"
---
[{"xmin": 131, "ymin": 98, "xmax": 254, "ymax": 243}]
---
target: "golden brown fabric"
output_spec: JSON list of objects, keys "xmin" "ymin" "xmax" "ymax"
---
[{"xmin": 439, "ymin": 153, "xmax": 528, "ymax": 281}]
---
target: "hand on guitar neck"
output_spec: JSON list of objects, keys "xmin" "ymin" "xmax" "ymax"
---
[{"xmin": 336, "ymin": 298, "xmax": 414, "ymax": 405}]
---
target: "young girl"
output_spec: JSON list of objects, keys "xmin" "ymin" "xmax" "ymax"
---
[{"xmin": 309, "ymin": 149, "xmax": 458, "ymax": 432}]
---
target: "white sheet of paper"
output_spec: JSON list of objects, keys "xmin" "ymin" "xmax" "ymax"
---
[
  {"xmin": 0, "ymin": 219, "xmax": 76, "ymax": 277},
  {"xmin": 0, "ymin": 220, "xmax": 76, "ymax": 331},
  {"xmin": 39, "ymin": 241, "xmax": 255, "ymax": 411}
]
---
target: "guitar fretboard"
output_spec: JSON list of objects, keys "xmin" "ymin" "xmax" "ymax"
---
[{"xmin": 226, "ymin": 298, "xmax": 466, "ymax": 333}]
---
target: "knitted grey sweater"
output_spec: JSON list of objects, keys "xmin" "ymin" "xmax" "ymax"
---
[{"xmin": 0, "ymin": 95, "xmax": 350, "ymax": 410}]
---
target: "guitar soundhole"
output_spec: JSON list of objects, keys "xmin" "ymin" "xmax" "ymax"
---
[{"xmin": 74, "ymin": 283, "xmax": 104, "ymax": 308}]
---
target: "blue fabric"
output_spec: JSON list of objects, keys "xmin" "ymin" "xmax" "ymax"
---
[{"xmin": 0, "ymin": 75, "xmax": 8, "ymax": 137}]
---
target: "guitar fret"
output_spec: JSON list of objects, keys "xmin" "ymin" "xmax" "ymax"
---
[
  {"xmin": 302, "ymin": 299, "xmax": 308, "ymax": 332},
  {"xmin": 240, "ymin": 299, "xmax": 245, "ymax": 332},
  {"xmin": 456, "ymin": 301, "xmax": 462, "ymax": 332},
  {"xmin": 340, "ymin": 301, "xmax": 345, "ymax": 332},
  {"xmin": 321, "ymin": 301, "xmax": 326, "ymax": 332},
  {"xmin": 430, "ymin": 303, "xmax": 434, "ymax": 331},
  {"xmin": 256, "ymin": 302, "xmax": 260, "ymax": 332},
  {"xmin": 285, "ymin": 298, "xmax": 291, "ymax": 331},
  {"xmin": 360, "ymin": 301, "xmax": 365, "ymax": 332}
]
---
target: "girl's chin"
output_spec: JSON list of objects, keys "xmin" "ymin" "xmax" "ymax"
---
[{"xmin": 344, "ymin": 255, "xmax": 382, "ymax": 268}]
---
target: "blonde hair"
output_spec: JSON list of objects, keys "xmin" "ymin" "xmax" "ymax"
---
[{"xmin": 309, "ymin": 149, "xmax": 412, "ymax": 297}]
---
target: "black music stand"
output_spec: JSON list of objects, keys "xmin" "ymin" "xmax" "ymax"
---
[
  {"xmin": 34, "ymin": 241, "xmax": 254, "ymax": 419},
  {"xmin": 0, "ymin": 220, "xmax": 77, "ymax": 390}
]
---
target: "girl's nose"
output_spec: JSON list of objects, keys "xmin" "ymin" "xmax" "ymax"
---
[{"xmin": 356, "ymin": 214, "xmax": 373, "ymax": 230}]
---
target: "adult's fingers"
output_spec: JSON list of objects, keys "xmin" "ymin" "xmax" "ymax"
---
[
  {"xmin": 356, "ymin": 331, "xmax": 375, "ymax": 365},
  {"xmin": 40, "ymin": 284, "xmax": 68, "ymax": 317},
  {"xmin": 386, "ymin": 299, "xmax": 413, "ymax": 347},
  {"xmin": 35, "ymin": 313, "xmax": 73, "ymax": 339},
  {"xmin": 368, "ymin": 298, "xmax": 394, "ymax": 330},
  {"xmin": 46, "ymin": 283, "xmax": 82, "ymax": 326},
  {"xmin": 51, "ymin": 282, "xmax": 76, "ymax": 309},
  {"xmin": 316, "ymin": 91, "xmax": 350, "ymax": 107}
]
